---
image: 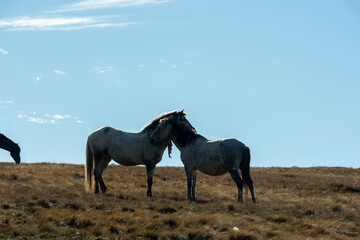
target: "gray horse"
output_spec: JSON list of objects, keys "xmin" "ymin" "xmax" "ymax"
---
[
  {"xmin": 85, "ymin": 110, "xmax": 192, "ymax": 196},
  {"xmin": 150, "ymin": 115, "xmax": 256, "ymax": 203}
]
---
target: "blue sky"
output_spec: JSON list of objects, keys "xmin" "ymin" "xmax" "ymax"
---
[{"xmin": 1, "ymin": 0, "xmax": 359, "ymax": 167}]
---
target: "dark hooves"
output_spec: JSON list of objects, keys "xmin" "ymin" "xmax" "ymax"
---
[{"xmin": 147, "ymin": 193, "xmax": 152, "ymax": 197}]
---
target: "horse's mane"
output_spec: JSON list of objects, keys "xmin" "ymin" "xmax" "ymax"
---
[
  {"xmin": 141, "ymin": 110, "xmax": 181, "ymax": 134},
  {"xmin": 171, "ymin": 121, "xmax": 205, "ymax": 148},
  {"xmin": 0, "ymin": 133, "xmax": 19, "ymax": 152}
]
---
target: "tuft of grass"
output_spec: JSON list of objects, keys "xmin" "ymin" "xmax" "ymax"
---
[
  {"xmin": 163, "ymin": 219, "xmax": 178, "ymax": 228},
  {"xmin": 67, "ymin": 216, "xmax": 94, "ymax": 229},
  {"xmin": 229, "ymin": 234, "xmax": 256, "ymax": 240},
  {"xmin": 266, "ymin": 216, "xmax": 287, "ymax": 223},
  {"xmin": 143, "ymin": 230, "xmax": 159, "ymax": 240},
  {"xmin": 109, "ymin": 225, "xmax": 119, "ymax": 234},
  {"xmin": 2, "ymin": 204, "xmax": 10, "ymax": 210},
  {"xmin": 121, "ymin": 206, "xmax": 135, "ymax": 213},
  {"xmin": 303, "ymin": 210, "xmax": 315, "ymax": 216},
  {"xmin": 158, "ymin": 207, "xmax": 177, "ymax": 214},
  {"xmin": 187, "ymin": 229, "xmax": 212, "ymax": 240},
  {"xmin": 226, "ymin": 204, "xmax": 236, "ymax": 212},
  {"xmin": 37, "ymin": 200, "xmax": 50, "ymax": 209},
  {"xmin": 64, "ymin": 203, "xmax": 81, "ymax": 210},
  {"xmin": 331, "ymin": 204, "xmax": 342, "ymax": 212}
]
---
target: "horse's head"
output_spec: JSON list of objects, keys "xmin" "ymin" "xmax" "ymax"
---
[
  {"xmin": 10, "ymin": 144, "xmax": 21, "ymax": 164},
  {"xmin": 172, "ymin": 110, "xmax": 196, "ymax": 134},
  {"xmin": 149, "ymin": 118, "xmax": 173, "ymax": 144},
  {"xmin": 149, "ymin": 110, "xmax": 196, "ymax": 144}
]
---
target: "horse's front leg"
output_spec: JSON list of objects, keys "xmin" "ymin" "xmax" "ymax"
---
[
  {"xmin": 145, "ymin": 163, "xmax": 155, "ymax": 197},
  {"xmin": 184, "ymin": 165, "xmax": 194, "ymax": 200},
  {"xmin": 191, "ymin": 169, "xmax": 197, "ymax": 200}
]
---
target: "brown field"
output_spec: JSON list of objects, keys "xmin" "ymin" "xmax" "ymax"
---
[{"xmin": 0, "ymin": 163, "xmax": 359, "ymax": 240}]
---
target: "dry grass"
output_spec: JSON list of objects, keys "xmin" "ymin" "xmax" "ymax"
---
[{"xmin": 0, "ymin": 163, "xmax": 359, "ymax": 239}]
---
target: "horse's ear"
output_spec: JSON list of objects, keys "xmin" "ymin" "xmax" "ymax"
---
[{"xmin": 180, "ymin": 109, "xmax": 184, "ymax": 114}]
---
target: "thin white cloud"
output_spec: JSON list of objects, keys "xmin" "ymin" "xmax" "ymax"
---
[
  {"xmin": 53, "ymin": 0, "xmax": 168, "ymax": 12},
  {"xmin": 94, "ymin": 66, "xmax": 115, "ymax": 73},
  {"xmin": 45, "ymin": 113, "xmax": 71, "ymax": 120},
  {"xmin": 52, "ymin": 114, "xmax": 66, "ymax": 120},
  {"xmin": 35, "ymin": 76, "xmax": 41, "ymax": 82},
  {"xmin": 0, "ymin": 48, "xmax": 8, "ymax": 55},
  {"xmin": 0, "ymin": 16, "xmax": 135, "ymax": 31},
  {"xmin": 27, "ymin": 117, "xmax": 47, "ymax": 124},
  {"xmin": 18, "ymin": 112, "xmax": 83, "ymax": 124},
  {"xmin": 54, "ymin": 69, "xmax": 65, "ymax": 75},
  {"xmin": 17, "ymin": 114, "xmax": 48, "ymax": 124},
  {"xmin": 0, "ymin": 100, "xmax": 14, "ymax": 104}
]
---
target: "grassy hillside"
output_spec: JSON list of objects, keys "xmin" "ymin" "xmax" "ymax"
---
[{"xmin": 0, "ymin": 163, "xmax": 359, "ymax": 239}]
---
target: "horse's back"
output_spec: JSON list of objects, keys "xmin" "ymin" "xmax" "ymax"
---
[
  {"xmin": 220, "ymin": 138, "xmax": 247, "ymax": 150},
  {"xmin": 186, "ymin": 140, "xmax": 227, "ymax": 175},
  {"xmin": 219, "ymin": 138, "xmax": 249, "ymax": 167},
  {"xmin": 87, "ymin": 126, "xmax": 133, "ymax": 152}
]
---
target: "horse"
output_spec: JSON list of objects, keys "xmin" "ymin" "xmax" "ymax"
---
[
  {"xmin": 150, "ymin": 115, "xmax": 256, "ymax": 203},
  {"xmin": 85, "ymin": 110, "xmax": 193, "ymax": 196},
  {"xmin": 0, "ymin": 133, "xmax": 21, "ymax": 164}
]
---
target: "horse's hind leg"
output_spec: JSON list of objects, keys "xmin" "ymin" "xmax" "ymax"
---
[
  {"xmin": 227, "ymin": 167, "xmax": 244, "ymax": 202},
  {"xmin": 241, "ymin": 169, "xmax": 256, "ymax": 203},
  {"xmin": 145, "ymin": 163, "xmax": 155, "ymax": 197},
  {"xmin": 93, "ymin": 153, "xmax": 103, "ymax": 194},
  {"xmin": 99, "ymin": 156, "xmax": 111, "ymax": 193}
]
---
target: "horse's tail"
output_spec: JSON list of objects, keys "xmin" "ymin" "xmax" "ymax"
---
[
  {"xmin": 240, "ymin": 146, "xmax": 256, "ymax": 202},
  {"xmin": 85, "ymin": 139, "xmax": 94, "ymax": 193},
  {"xmin": 239, "ymin": 146, "xmax": 251, "ymax": 187}
]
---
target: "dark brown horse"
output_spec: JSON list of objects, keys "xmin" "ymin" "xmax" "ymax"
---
[{"xmin": 0, "ymin": 133, "xmax": 21, "ymax": 164}]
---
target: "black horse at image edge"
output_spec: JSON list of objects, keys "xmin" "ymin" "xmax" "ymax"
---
[{"xmin": 0, "ymin": 133, "xmax": 21, "ymax": 164}]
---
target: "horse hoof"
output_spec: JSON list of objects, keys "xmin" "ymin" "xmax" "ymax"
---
[{"xmin": 147, "ymin": 193, "xmax": 152, "ymax": 197}]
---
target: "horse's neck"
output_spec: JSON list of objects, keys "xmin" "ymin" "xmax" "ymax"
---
[
  {"xmin": 0, "ymin": 134, "xmax": 14, "ymax": 152},
  {"xmin": 171, "ymin": 128, "xmax": 205, "ymax": 150}
]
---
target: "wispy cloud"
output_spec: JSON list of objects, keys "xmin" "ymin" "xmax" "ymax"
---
[
  {"xmin": 94, "ymin": 66, "xmax": 115, "ymax": 73},
  {"xmin": 18, "ymin": 114, "xmax": 47, "ymax": 124},
  {"xmin": 0, "ymin": 16, "xmax": 135, "ymax": 31},
  {"xmin": 0, "ymin": 48, "xmax": 8, "ymax": 55},
  {"xmin": 54, "ymin": 69, "xmax": 65, "ymax": 75},
  {"xmin": 18, "ymin": 112, "xmax": 83, "ymax": 124},
  {"xmin": 0, "ymin": 100, "xmax": 14, "ymax": 104},
  {"xmin": 53, "ymin": 0, "xmax": 168, "ymax": 12}
]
